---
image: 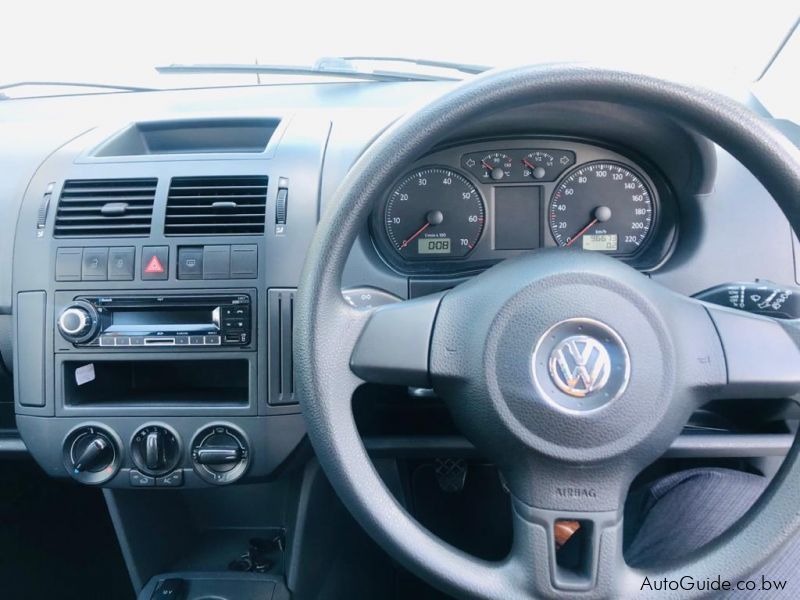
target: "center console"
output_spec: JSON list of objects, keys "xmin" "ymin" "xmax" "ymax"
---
[{"xmin": 11, "ymin": 113, "xmax": 332, "ymax": 490}]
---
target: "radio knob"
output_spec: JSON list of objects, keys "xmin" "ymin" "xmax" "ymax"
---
[{"xmin": 57, "ymin": 302, "xmax": 99, "ymax": 343}]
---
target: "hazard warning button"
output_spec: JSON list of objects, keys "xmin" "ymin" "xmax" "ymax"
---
[{"xmin": 141, "ymin": 246, "xmax": 169, "ymax": 280}]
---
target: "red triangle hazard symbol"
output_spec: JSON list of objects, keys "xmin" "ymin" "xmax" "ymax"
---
[{"xmin": 145, "ymin": 255, "xmax": 165, "ymax": 273}]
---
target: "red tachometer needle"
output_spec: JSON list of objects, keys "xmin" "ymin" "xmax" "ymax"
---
[
  {"xmin": 400, "ymin": 222, "xmax": 431, "ymax": 249},
  {"xmin": 565, "ymin": 218, "xmax": 598, "ymax": 247}
]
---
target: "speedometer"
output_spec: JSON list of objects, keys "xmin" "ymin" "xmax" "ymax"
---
[
  {"xmin": 385, "ymin": 167, "xmax": 485, "ymax": 260},
  {"xmin": 549, "ymin": 162, "xmax": 655, "ymax": 254}
]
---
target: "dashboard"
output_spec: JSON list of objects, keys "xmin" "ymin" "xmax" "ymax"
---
[
  {"xmin": 370, "ymin": 138, "xmax": 677, "ymax": 275},
  {"xmin": 0, "ymin": 80, "xmax": 798, "ymax": 494}
]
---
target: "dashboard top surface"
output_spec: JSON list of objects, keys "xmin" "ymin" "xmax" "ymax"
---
[{"xmin": 0, "ymin": 78, "xmax": 797, "ymax": 312}]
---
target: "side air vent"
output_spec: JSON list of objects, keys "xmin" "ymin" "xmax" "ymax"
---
[
  {"xmin": 54, "ymin": 178, "xmax": 157, "ymax": 237},
  {"xmin": 268, "ymin": 289, "xmax": 296, "ymax": 405},
  {"xmin": 165, "ymin": 176, "xmax": 268, "ymax": 235}
]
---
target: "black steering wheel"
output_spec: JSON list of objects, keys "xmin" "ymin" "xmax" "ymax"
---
[{"xmin": 294, "ymin": 65, "xmax": 800, "ymax": 599}]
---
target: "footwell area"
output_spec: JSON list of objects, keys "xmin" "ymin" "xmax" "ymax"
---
[{"xmin": 0, "ymin": 460, "xmax": 133, "ymax": 600}]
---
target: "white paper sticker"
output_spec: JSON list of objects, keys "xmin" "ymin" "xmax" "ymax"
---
[{"xmin": 75, "ymin": 363, "xmax": 95, "ymax": 386}]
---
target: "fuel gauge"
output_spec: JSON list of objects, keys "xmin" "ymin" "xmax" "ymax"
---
[
  {"xmin": 521, "ymin": 149, "xmax": 576, "ymax": 181},
  {"xmin": 522, "ymin": 151, "xmax": 555, "ymax": 180}
]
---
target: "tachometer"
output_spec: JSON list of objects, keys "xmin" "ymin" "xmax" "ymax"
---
[
  {"xmin": 549, "ymin": 162, "xmax": 655, "ymax": 254},
  {"xmin": 385, "ymin": 167, "xmax": 484, "ymax": 260}
]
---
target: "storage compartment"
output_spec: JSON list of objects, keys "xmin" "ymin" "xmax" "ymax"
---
[
  {"xmin": 93, "ymin": 118, "xmax": 280, "ymax": 156},
  {"xmin": 63, "ymin": 359, "xmax": 249, "ymax": 406}
]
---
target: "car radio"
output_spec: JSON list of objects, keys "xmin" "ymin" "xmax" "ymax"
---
[{"xmin": 56, "ymin": 293, "xmax": 252, "ymax": 348}]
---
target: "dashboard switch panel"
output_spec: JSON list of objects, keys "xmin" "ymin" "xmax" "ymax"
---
[
  {"xmin": 82, "ymin": 247, "xmax": 109, "ymax": 280},
  {"xmin": 108, "ymin": 247, "xmax": 135, "ymax": 280},
  {"xmin": 203, "ymin": 245, "xmax": 231, "ymax": 279},
  {"xmin": 55, "ymin": 248, "xmax": 83, "ymax": 281},
  {"xmin": 177, "ymin": 247, "xmax": 203, "ymax": 279},
  {"xmin": 142, "ymin": 246, "xmax": 169, "ymax": 280}
]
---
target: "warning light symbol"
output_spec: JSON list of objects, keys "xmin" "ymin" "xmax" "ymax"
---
[{"xmin": 144, "ymin": 255, "xmax": 164, "ymax": 274}]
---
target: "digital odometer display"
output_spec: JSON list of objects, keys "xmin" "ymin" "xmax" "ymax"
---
[
  {"xmin": 418, "ymin": 238, "xmax": 452, "ymax": 254},
  {"xmin": 549, "ymin": 162, "xmax": 655, "ymax": 255},
  {"xmin": 384, "ymin": 167, "xmax": 484, "ymax": 260},
  {"xmin": 582, "ymin": 234, "xmax": 618, "ymax": 252}
]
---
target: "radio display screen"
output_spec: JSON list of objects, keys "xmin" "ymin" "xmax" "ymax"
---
[{"xmin": 112, "ymin": 308, "xmax": 213, "ymax": 327}]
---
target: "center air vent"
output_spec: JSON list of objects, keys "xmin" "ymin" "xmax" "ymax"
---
[
  {"xmin": 165, "ymin": 176, "xmax": 268, "ymax": 235},
  {"xmin": 54, "ymin": 178, "xmax": 157, "ymax": 237}
]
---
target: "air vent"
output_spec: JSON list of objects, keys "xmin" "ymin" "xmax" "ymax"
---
[
  {"xmin": 165, "ymin": 176, "xmax": 268, "ymax": 235},
  {"xmin": 54, "ymin": 178, "xmax": 157, "ymax": 237},
  {"xmin": 268, "ymin": 289, "xmax": 296, "ymax": 405}
]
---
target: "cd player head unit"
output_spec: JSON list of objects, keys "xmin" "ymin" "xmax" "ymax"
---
[{"xmin": 56, "ymin": 294, "xmax": 252, "ymax": 348}]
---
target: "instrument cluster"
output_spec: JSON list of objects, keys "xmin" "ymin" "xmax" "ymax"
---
[{"xmin": 370, "ymin": 138, "xmax": 678, "ymax": 275}]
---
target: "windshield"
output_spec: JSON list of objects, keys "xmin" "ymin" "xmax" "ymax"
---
[{"xmin": 3, "ymin": 0, "xmax": 797, "ymax": 96}]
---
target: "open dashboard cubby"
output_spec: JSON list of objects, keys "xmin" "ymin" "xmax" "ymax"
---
[{"xmin": 62, "ymin": 358, "xmax": 250, "ymax": 407}]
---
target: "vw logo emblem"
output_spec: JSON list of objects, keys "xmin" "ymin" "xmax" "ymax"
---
[
  {"xmin": 532, "ymin": 318, "xmax": 630, "ymax": 412},
  {"xmin": 548, "ymin": 335, "xmax": 611, "ymax": 397}
]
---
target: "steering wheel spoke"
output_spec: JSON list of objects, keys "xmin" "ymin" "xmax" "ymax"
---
[
  {"xmin": 349, "ymin": 292, "xmax": 444, "ymax": 388},
  {"xmin": 505, "ymin": 470, "xmax": 630, "ymax": 597},
  {"xmin": 698, "ymin": 302, "xmax": 800, "ymax": 403}
]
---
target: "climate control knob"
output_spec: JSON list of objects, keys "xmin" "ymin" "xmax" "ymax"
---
[
  {"xmin": 63, "ymin": 425, "xmax": 121, "ymax": 485},
  {"xmin": 57, "ymin": 301, "xmax": 99, "ymax": 343},
  {"xmin": 191, "ymin": 424, "xmax": 250, "ymax": 485},
  {"xmin": 131, "ymin": 424, "xmax": 181, "ymax": 476}
]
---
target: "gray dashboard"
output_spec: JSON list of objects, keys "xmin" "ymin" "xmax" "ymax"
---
[{"xmin": 0, "ymin": 79, "xmax": 798, "ymax": 490}]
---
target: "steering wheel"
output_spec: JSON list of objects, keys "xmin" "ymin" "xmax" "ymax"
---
[{"xmin": 294, "ymin": 65, "xmax": 800, "ymax": 599}]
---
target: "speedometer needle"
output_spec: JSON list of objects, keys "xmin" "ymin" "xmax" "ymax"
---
[
  {"xmin": 565, "ymin": 218, "xmax": 598, "ymax": 247},
  {"xmin": 400, "ymin": 222, "xmax": 431, "ymax": 249},
  {"xmin": 565, "ymin": 206, "xmax": 612, "ymax": 247},
  {"xmin": 400, "ymin": 210, "xmax": 445, "ymax": 250}
]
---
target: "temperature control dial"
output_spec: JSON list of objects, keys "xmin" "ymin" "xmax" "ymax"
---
[
  {"xmin": 63, "ymin": 425, "xmax": 121, "ymax": 485},
  {"xmin": 191, "ymin": 424, "xmax": 250, "ymax": 485},
  {"xmin": 57, "ymin": 301, "xmax": 99, "ymax": 344}
]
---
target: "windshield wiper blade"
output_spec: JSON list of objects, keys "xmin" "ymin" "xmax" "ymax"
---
[
  {"xmin": 337, "ymin": 56, "xmax": 490, "ymax": 75},
  {"xmin": 155, "ymin": 63, "xmax": 458, "ymax": 82},
  {"xmin": 0, "ymin": 81, "xmax": 156, "ymax": 93}
]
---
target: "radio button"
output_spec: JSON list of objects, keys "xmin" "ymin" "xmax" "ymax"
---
[
  {"xmin": 115, "ymin": 336, "xmax": 130, "ymax": 346},
  {"xmin": 189, "ymin": 336, "xmax": 205, "ymax": 345},
  {"xmin": 130, "ymin": 336, "xmax": 145, "ymax": 346},
  {"xmin": 175, "ymin": 336, "xmax": 189, "ymax": 345},
  {"xmin": 223, "ymin": 306, "xmax": 249, "ymax": 318},
  {"xmin": 204, "ymin": 335, "xmax": 221, "ymax": 345},
  {"xmin": 99, "ymin": 336, "xmax": 115, "ymax": 347},
  {"xmin": 223, "ymin": 318, "xmax": 246, "ymax": 330}
]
